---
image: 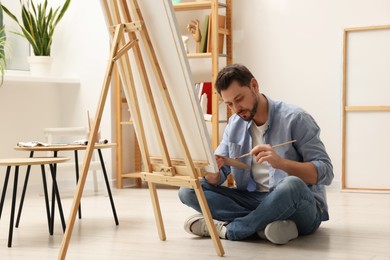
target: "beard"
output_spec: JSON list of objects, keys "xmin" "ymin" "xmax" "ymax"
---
[{"xmin": 238, "ymin": 95, "xmax": 258, "ymax": 121}]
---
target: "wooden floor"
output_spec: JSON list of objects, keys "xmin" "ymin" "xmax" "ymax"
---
[{"xmin": 0, "ymin": 185, "xmax": 389, "ymax": 260}]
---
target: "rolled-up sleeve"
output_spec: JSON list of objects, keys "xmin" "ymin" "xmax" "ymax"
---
[{"xmin": 292, "ymin": 112, "xmax": 334, "ymax": 186}]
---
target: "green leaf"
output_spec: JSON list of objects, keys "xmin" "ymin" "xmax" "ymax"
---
[{"xmin": 1, "ymin": 0, "xmax": 71, "ymax": 56}]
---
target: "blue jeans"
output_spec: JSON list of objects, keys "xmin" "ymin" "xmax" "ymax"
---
[{"xmin": 178, "ymin": 176, "xmax": 322, "ymax": 241}]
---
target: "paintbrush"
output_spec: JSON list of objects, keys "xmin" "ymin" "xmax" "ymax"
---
[{"xmin": 234, "ymin": 140, "xmax": 297, "ymax": 159}]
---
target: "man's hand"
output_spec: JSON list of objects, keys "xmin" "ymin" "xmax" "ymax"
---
[
  {"xmin": 251, "ymin": 144, "xmax": 283, "ymax": 168},
  {"xmin": 204, "ymin": 155, "xmax": 224, "ymax": 185},
  {"xmin": 251, "ymin": 144, "xmax": 318, "ymax": 185},
  {"xmin": 215, "ymin": 155, "xmax": 225, "ymax": 170}
]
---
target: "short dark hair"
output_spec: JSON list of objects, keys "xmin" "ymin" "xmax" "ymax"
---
[{"xmin": 214, "ymin": 64, "xmax": 254, "ymax": 95}]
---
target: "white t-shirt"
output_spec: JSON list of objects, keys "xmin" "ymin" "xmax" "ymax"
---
[{"xmin": 251, "ymin": 122, "xmax": 270, "ymax": 192}]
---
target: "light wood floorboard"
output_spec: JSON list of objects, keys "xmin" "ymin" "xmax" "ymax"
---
[{"xmin": 0, "ymin": 186, "xmax": 390, "ymax": 259}]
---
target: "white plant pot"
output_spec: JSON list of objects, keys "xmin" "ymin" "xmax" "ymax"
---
[{"xmin": 28, "ymin": 56, "xmax": 53, "ymax": 77}]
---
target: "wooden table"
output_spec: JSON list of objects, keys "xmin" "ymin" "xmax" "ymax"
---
[
  {"xmin": 0, "ymin": 157, "xmax": 69, "ymax": 247},
  {"xmin": 14, "ymin": 143, "xmax": 119, "ymax": 229}
]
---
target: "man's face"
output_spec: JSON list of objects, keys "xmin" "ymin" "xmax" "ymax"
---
[{"xmin": 220, "ymin": 79, "xmax": 259, "ymax": 121}]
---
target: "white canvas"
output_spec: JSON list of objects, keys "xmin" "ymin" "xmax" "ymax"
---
[{"xmin": 103, "ymin": 0, "xmax": 218, "ymax": 173}]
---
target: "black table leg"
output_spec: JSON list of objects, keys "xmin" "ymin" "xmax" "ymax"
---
[
  {"xmin": 15, "ymin": 151, "xmax": 34, "ymax": 228},
  {"xmin": 49, "ymin": 163, "xmax": 66, "ymax": 232},
  {"xmin": 40, "ymin": 164, "xmax": 52, "ymax": 234},
  {"xmin": 8, "ymin": 166, "xmax": 19, "ymax": 247},
  {"xmin": 98, "ymin": 149, "xmax": 119, "ymax": 225},
  {"xmin": 0, "ymin": 166, "xmax": 11, "ymax": 220},
  {"xmin": 74, "ymin": 150, "xmax": 82, "ymax": 219},
  {"xmin": 50, "ymin": 151, "xmax": 58, "ymax": 234}
]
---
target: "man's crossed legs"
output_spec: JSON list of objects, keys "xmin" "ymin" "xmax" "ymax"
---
[{"xmin": 178, "ymin": 176, "xmax": 322, "ymax": 244}]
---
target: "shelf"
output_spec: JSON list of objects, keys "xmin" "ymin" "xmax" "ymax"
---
[
  {"xmin": 3, "ymin": 70, "xmax": 80, "ymax": 86},
  {"xmin": 173, "ymin": 1, "xmax": 226, "ymax": 11},
  {"xmin": 175, "ymin": 0, "xmax": 232, "ymax": 150},
  {"xmin": 187, "ymin": 52, "xmax": 227, "ymax": 59}
]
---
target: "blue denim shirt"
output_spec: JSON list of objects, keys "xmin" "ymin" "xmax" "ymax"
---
[{"xmin": 214, "ymin": 95, "xmax": 334, "ymax": 221}]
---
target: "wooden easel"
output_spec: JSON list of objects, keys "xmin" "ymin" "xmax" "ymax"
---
[{"xmin": 57, "ymin": 0, "xmax": 224, "ymax": 258}]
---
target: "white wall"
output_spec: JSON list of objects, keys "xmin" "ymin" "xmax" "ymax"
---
[
  {"xmin": 176, "ymin": 0, "xmax": 390, "ymax": 189},
  {"xmin": 2, "ymin": 0, "xmax": 390, "ymax": 191},
  {"xmin": 230, "ymin": 0, "xmax": 390, "ymax": 189},
  {"xmin": 0, "ymin": 0, "xmax": 111, "ymax": 191}
]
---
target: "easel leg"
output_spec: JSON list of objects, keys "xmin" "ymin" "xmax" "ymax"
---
[
  {"xmin": 193, "ymin": 182, "xmax": 225, "ymax": 257},
  {"xmin": 57, "ymin": 24, "xmax": 126, "ymax": 260},
  {"xmin": 147, "ymin": 182, "xmax": 166, "ymax": 241}
]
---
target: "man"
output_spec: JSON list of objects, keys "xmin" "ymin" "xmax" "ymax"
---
[{"xmin": 178, "ymin": 64, "xmax": 333, "ymax": 244}]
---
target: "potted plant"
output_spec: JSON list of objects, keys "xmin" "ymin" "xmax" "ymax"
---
[{"xmin": 1, "ymin": 0, "xmax": 71, "ymax": 76}]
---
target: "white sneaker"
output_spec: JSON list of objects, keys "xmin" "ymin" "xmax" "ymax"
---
[
  {"xmin": 184, "ymin": 214, "xmax": 227, "ymax": 239},
  {"xmin": 264, "ymin": 220, "xmax": 298, "ymax": 245}
]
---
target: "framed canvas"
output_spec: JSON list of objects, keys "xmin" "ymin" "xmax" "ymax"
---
[{"xmin": 342, "ymin": 25, "xmax": 390, "ymax": 191}]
